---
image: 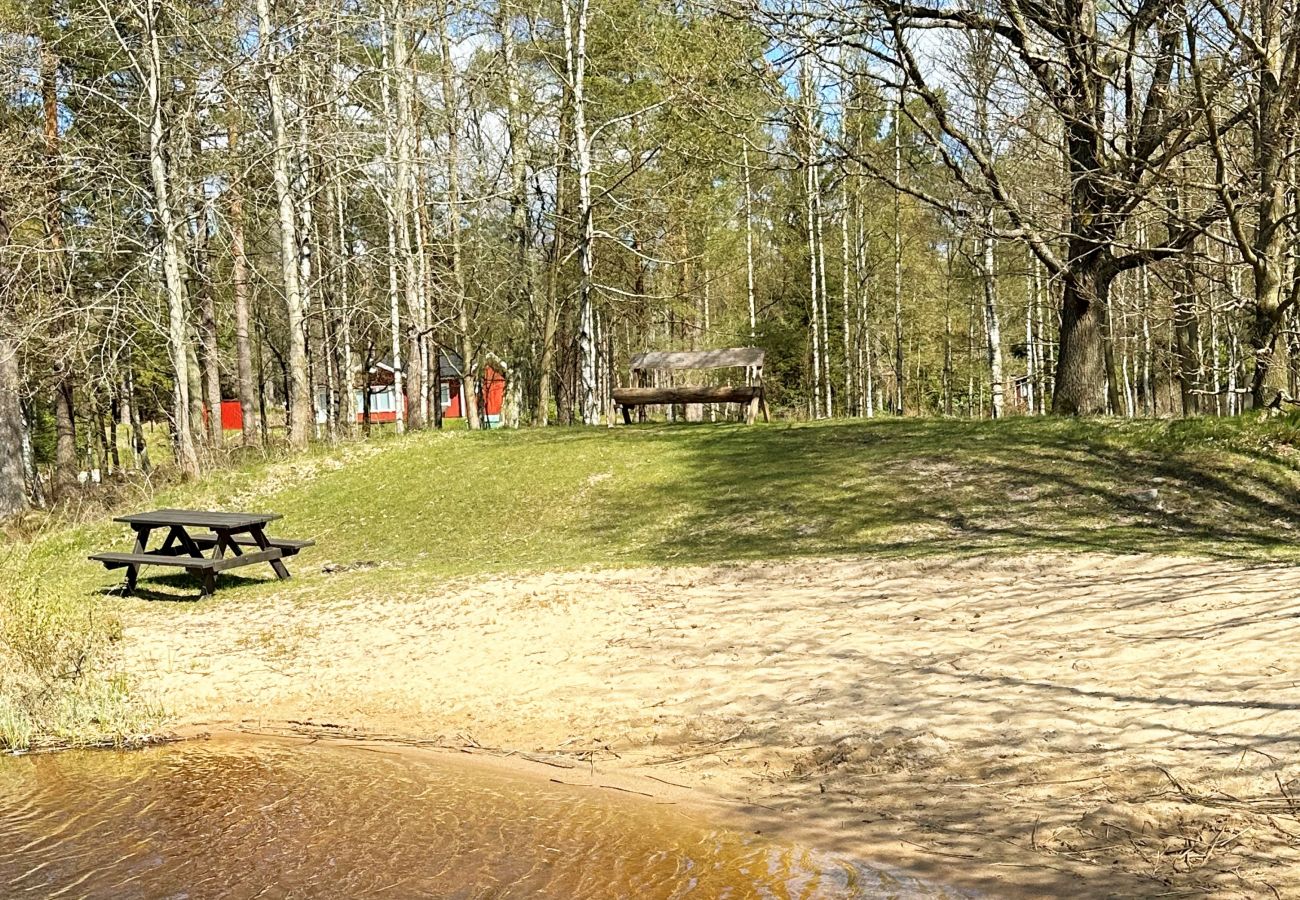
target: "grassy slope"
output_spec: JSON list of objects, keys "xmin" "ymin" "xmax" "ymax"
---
[{"xmin": 26, "ymin": 414, "xmax": 1300, "ymax": 603}]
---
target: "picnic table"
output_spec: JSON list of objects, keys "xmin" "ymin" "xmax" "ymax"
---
[{"xmin": 89, "ymin": 508, "xmax": 314, "ymax": 597}]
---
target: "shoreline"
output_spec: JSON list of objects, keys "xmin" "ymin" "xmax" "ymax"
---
[{"xmin": 114, "ymin": 552, "xmax": 1300, "ymax": 898}]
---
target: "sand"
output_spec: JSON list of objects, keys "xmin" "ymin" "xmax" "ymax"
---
[{"xmin": 121, "ymin": 553, "xmax": 1300, "ymax": 898}]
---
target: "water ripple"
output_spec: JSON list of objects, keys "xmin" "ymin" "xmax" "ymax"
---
[{"xmin": 0, "ymin": 738, "xmax": 965, "ymax": 899}]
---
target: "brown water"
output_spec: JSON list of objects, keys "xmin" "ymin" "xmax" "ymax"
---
[{"xmin": 0, "ymin": 737, "xmax": 965, "ymax": 898}]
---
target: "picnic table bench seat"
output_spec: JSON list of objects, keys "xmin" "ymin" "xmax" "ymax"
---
[
  {"xmin": 90, "ymin": 552, "xmax": 221, "ymax": 571},
  {"xmin": 189, "ymin": 534, "xmax": 315, "ymax": 554}
]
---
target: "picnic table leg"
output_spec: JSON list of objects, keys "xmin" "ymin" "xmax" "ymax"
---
[
  {"xmin": 172, "ymin": 526, "xmax": 204, "ymax": 559},
  {"xmin": 213, "ymin": 529, "xmax": 244, "ymax": 559},
  {"xmin": 125, "ymin": 526, "xmax": 152, "ymax": 596},
  {"xmin": 250, "ymin": 525, "xmax": 292, "ymax": 580},
  {"xmin": 171, "ymin": 525, "xmax": 216, "ymax": 596},
  {"xmin": 621, "ymin": 404, "xmax": 632, "ymax": 425}
]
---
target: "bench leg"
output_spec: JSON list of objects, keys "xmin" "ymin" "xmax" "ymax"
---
[
  {"xmin": 621, "ymin": 404, "xmax": 632, "ymax": 425},
  {"xmin": 251, "ymin": 526, "xmax": 292, "ymax": 580},
  {"xmin": 746, "ymin": 396, "xmax": 758, "ymax": 425},
  {"xmin": 124, "ymin": 565, "xmax": 138, "ymax": 596}
]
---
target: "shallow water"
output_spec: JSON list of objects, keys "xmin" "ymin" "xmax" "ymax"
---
[{"xmin": 0, "ymin": 737, "xmax": 963, "ymax": 898}]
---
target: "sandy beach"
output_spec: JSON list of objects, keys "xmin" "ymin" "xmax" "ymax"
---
[{"xmin": 121, "ymin": 552, "xmax": 1300, "ymax": 898}]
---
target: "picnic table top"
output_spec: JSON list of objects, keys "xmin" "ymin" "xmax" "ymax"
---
[{"xmin": 113, "ymin": 508, "xmax": 283, "ymax": 530}]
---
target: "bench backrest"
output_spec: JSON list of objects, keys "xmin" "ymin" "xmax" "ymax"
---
[{"xmin": 629, "ymin": 347, "xmax": 764, "ymax": 373}]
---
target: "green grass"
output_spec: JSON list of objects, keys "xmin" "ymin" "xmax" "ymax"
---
[
  {"xmin": 24, "ymin": 415, "xmax": 1300, "ymax": 596},
  {"xmin": 6, "ymin": 414, "xmax": 1300, "ymax": 747}
]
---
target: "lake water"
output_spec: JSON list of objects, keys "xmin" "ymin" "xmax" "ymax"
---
[{"xmin": 0, "ymin": 736, "xmax": 966, "ymax": 898}]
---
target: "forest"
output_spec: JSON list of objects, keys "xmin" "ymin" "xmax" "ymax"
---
[{"xmin": 2, "ymin": 0, "xmax": 1299, "ymax": 517}]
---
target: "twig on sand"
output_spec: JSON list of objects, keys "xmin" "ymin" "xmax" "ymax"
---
[
  {"xmin": 548, "ymin": 778, "xmax": 658, "ymax": 799},
  {"xmin": 897, "ymin": 839, "xmax": 977, "ymax": 859}
]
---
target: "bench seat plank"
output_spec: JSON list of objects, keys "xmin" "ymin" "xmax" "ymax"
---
[
  {"xmin": 191, "ymin": 535, "xmax": 315, "ymax": 554},
  {"xmin": 90, "ymin": 552, "xmax": 219, "ymax": 571}
]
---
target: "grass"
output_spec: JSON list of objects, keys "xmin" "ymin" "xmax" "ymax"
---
[
  {"xmin": 0, "ymin": 548, "xmax": 156, "ymax": 750},
  {"xmin": 25, "ymin": 414, "xmax": 1300, "ymax": 589},
  {"xmin": 5, "ymin": 413, "xmax": 1300, "ymax": 746}
]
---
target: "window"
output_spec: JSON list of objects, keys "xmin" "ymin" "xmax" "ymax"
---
[{"xmin": 440, "ymin": 381, "xmax": 451, "ymax": 408}]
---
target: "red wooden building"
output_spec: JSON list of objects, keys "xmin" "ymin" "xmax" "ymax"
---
[{"xmin": 220, "ymin": 351, "xmax": 505, "ymax": 430}]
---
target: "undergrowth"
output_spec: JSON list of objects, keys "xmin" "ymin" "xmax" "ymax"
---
[{"xmin": 0, "ymin": 548, "xmax": 155, "ymax": 750}]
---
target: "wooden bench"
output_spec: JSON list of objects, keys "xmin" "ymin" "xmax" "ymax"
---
[{"xmin": 613, "ymin": 348, "xmax": 770, "ymax": 425}]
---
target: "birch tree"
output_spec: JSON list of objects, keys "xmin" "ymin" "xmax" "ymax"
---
[{"xmin": 257, "ymin": 0, "xmax": 311, "ymax": 449}]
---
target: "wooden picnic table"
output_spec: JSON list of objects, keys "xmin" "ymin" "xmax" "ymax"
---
[{"xmin": 89, "ymin": 508, "xmax": 314, "ymax": 597}]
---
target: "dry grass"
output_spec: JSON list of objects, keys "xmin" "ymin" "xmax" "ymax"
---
[{"xmin": 0, "ymin": 547, "xmax": 156, "ymax": 750}]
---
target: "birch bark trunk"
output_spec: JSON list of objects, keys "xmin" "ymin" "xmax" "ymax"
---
[
  {"xmin": 256, "ymin": 0, "xmax": 311, "ymax": 449},
  {"xmin": 378, "ymin": 3, "xmax": 406, "ymax": 433},
  {"xmin": 564, "ymin": 0, "xmax": 599, "ymax": 425},
  {"xmin": 439, "ymin": 0, "xmax": 482, "ymax": 428},
  {"xmin": 144, "ymin": 0, "xmax": 199, "ymax": 476}
]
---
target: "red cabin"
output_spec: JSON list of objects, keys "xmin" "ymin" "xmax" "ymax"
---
[{"xmin": 219, "ymin": 350, "xmax": 505, "ymax": 430}]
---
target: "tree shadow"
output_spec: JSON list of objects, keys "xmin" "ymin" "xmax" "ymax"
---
[{"xmin": 584, "ymin": 419, "xmax": 1300, "ymax": 566}]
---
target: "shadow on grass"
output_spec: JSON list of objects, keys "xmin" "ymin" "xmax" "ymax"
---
[{"xmin": 584, "ymin": 418, "xmax": 1300, "ymax": 566}]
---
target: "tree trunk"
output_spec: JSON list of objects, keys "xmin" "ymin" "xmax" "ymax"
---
[
  {"xmin": 813, "ymin": 163, "xmax": 832, "ymax": 417},
  {"xmin": 892, "ymin": 84, "xmax": 905, "ymax": 415},
  {"xmin": 439, "ymin": 0, "xmax": 481, "ymax": 429},
  {"xmin": 257, "ymin": 0, "xmax": 311, "ymax": 450},
  {"xmin": 377, "ymin": 3, "xmax": 407, "ymax": 435},
  {"xmin": 534, "ymin": 85, "xmax": 571, "ymax": 427},
  {"xmin": 1052, "ymin": 262, "xmax": 1111, "ymax": 415},
  {"xmin": 396, "ymin": 0, "xmax": 425, "ymax": 431},
  {"xmin": 333, "ymin": 179, "xmax": 357, "ymax": 436},
  {"xmin": 227, "ymin": 120, "xmax": 260, "ymax": 446},
  {"xmin": 743, "ymin": 146, "xmax": 757, "ymax": 340},
  {"xmin": 0, "ymin": 340, "xmax": 25, "ymax": 520},
  {"xmin": 42, "ymin": 38, "xmax": 80, "ymax": 494},
  {"xmin": 194, "ymin": 197, "xmax": 223, "ymax": 447},
  {"xmin": 144, "ymin": 0, "xmax": 200, "ymax": 477},
  {"xmin": 499, "ymin": 0, "xmax": 534, "ymax": 399},
  {"xmin": 801, "ymin": 62, "xmax": 822, "ymax": 419},
  {"xmin": 0, "ymin": 188, "xmax": 26, "ymax": 519},
  {"xmin": 565, "ymin": 0, "xmax": 598, "ymax": 425},
  {"xmin": 981, "ymin": 212, "xmax": 1004, "ymax": 418}
]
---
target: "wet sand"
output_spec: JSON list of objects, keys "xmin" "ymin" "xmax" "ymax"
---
[{"xmin": 122, "ymin": 553, "xmax": 1300, "ymax": 898}]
